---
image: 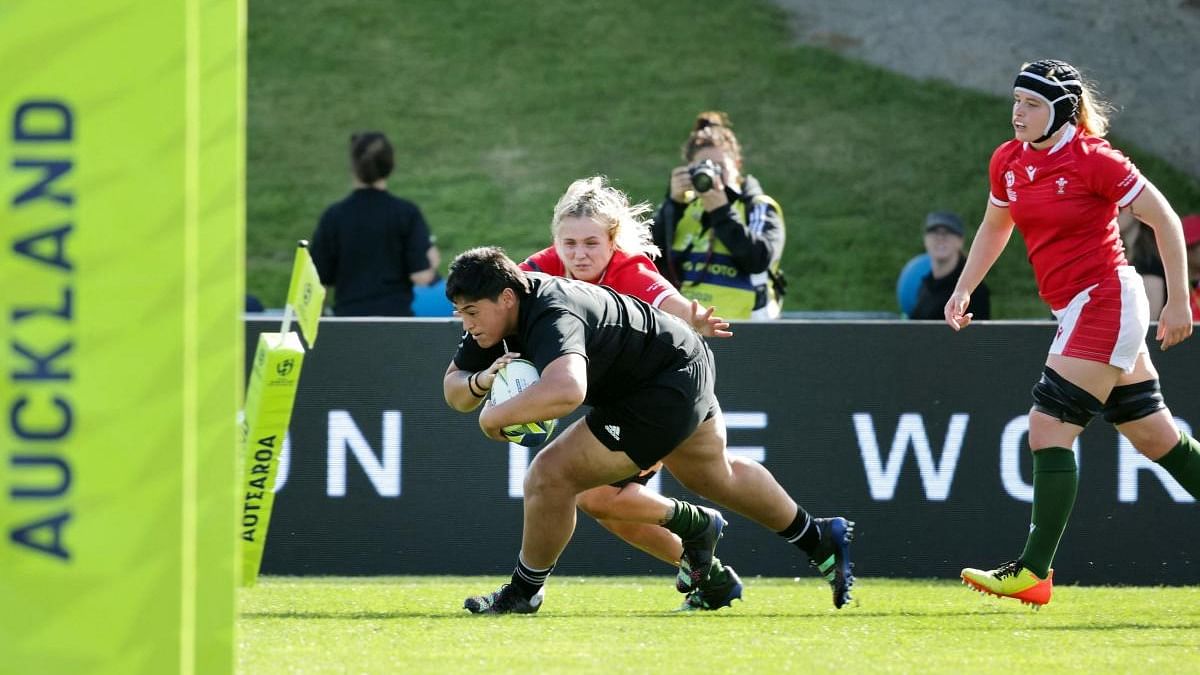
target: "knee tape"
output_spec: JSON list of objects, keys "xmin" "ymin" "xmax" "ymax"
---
[
  {"xmin": 1102, "ymin": 379, "xmax": 1166, "ymax": 425},
  {"xmin": 609, "ymin": 469, "xmax": 658, "ymax": 489},
  {"xmin": 1031, "ymin": 366, "xmax": 1103, "ymax": 428}
]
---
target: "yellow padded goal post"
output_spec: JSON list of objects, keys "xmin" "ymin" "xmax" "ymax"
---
[{"xmin": 0, "ymin": 1, "xmax": 244, "ymax": 672}]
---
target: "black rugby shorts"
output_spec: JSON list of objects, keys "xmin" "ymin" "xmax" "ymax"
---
[{"xmin": 586, "ymin": 344, "xmax": 718, "ymax": 470}]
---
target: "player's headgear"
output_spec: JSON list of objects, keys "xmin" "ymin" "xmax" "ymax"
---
[{"xmin": 1014, "ymin": 59, "xmax": 1083, "ymax": 143}]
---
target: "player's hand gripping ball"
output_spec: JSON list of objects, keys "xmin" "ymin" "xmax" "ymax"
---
[{"xmin": 489, "ymin": 359, "xmax": 558, "ymax": 447}]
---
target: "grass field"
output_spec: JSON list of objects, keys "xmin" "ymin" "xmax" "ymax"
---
[
  {"xmin": 248, "ymin": 0, "xmax": 1200, "ymax": 319},
  {"xmin": 239, "ymin": 576, "xmax": 1200, "ymax": 673}
]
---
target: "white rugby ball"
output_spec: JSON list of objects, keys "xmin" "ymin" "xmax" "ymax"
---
[{"xmin": 489, "ymin": 359, "xmax": 558, "ymax": 447}]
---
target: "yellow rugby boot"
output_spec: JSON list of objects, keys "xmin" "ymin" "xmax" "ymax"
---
[{"xmin": 961, "ymin": 559, "xmax": 1053, "ymax": 608}]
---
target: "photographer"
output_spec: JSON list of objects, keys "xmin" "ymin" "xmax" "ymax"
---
[{"xmin": 651, "ymin": 111, "xmax": 785, "ymax": 320}]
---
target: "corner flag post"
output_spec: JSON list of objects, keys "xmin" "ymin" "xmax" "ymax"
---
[{"xmin": 239, "ymin": 241, "xmax": 324, "ymax": 585}]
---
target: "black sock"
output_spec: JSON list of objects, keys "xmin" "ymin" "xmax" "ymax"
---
[
  {"xmin": 510, "ymin": 554, "xmax": 553, "ymax": 599},
  {"xmin": 777, "ymin": 507, "xmax": 820, "ymax": 554},
  {"xmin": 663, "ymin": 498, "xmax": 711, "ymax": 541}
]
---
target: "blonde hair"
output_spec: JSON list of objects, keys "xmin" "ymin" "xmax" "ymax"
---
[
  {"xmin": 1075, "ymin": 76, "xmax": 1113, "ymax": 137},
  {"xmin": 681, "ymin": 110, "xmax": 742, "ymax": 163},
  {"xmin": 551, "ymin": 176, "xmax": 660, "ymax": 259},
  {"xmin": 1021, "ymin": 60, "xmax": 1113, "ymax": 137}
]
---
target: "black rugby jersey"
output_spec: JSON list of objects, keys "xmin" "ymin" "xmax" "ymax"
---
[
  {"xmin": 453, "ymin": 273, "xmax": 704, "ymax": 406},
  {"xmin": 310, "ymin": 188, "xmax": 433, "ymax": 316}
]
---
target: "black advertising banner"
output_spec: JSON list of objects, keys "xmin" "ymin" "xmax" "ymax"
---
[{"xmin": 247, "ymin": 319, "xmax": 1199, "ymax": 585}]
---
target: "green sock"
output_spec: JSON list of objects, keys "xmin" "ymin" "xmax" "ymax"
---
[
  {"xmin": 1019, "ymin": 447, "xmax": 1078, "ymax": 579},
  {"xmin": 705, "ymin": 556, "xmax": 728, "ymax": 584},
  {"xmin": 1156, "ymin": 432, "xmax": 1200, "ymax": 499},
  {"xmin": 664, "ymin": 498, "xmax": 710, "ymax": 541}
]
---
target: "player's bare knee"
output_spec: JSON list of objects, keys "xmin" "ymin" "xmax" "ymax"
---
[
  {"xmin": 1123, "ymin": 420, "xmax": 1179, "ymax": 459},
  {"xmin": 524, "ymin": 452, "xmax": 572, "ymax": 497}
]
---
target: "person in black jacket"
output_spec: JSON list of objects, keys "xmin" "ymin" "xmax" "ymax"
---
[
  {"xmin": 910, "ymin": 211, "xmax": 990, "ymax": 320},
  {"xmin": 310, "ymin": 131, "xmax": 436, "ymax": 316}
]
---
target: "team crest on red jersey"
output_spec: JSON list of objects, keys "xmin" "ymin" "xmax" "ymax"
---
[{"xmin": 1056, "ymin": 177, "xmax": 1068, "ymax": 194}]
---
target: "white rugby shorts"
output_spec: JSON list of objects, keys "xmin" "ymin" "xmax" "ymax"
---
[{"xmin": 1049, "ymin": 266, "xmax": 1148, "ymax": 373}]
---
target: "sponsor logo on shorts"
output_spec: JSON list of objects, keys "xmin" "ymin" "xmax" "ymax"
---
[{"xmin": 604, "ymin": 424, "xmax": 621, "ymax": 441}]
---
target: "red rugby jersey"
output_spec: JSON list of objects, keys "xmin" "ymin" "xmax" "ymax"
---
[
  {"xmin": 988, "ymin": 124, "xmax": 1145, "ymax": 309},
  {"xmin": 520, "ymin": 246, "xmax": 677, "ymax": 308}
]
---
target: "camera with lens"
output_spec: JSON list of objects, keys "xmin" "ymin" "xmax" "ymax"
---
[{"xmin": 688, "ymin": 159, "xmax": 723, "ymax": 194}]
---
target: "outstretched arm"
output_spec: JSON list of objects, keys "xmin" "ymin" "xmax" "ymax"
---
[
  {"xmin": 657, "ymin": 293, "xmax": 733, "ymax": 338},
  {"xmin": 945, "ymin": 202, "xmax": 1015, "ymax": 330}
]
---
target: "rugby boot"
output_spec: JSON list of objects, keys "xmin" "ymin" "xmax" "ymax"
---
[
  {"xmin": 677, "ymin": 564, "xmax": 744, "ymax": 612},
  {"xmin": 961, "ymin": 560, "xmax": 1053, "ymax": 608},
  {"xmin": 809, "ymin": 517, "xmax": 855, "ymax": 609},
  {"xmin": 463, "ymin": 583, "xmax": 544, "ymax": 615}
]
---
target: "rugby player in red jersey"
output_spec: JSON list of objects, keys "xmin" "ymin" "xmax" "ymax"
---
[
  {"xmin": 523, "ymin": 176, "xmax": 742, "ymax": 611},
  {"xmin": 945, "ymin": 60, "xmax": 1200, "ymax": 606}
]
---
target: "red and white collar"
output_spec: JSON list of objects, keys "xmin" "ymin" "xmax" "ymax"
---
[{"xmin": 1023, "ymin": 123, "xmax": 1077, "ymax": 156}]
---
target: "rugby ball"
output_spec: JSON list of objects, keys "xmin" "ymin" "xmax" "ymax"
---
[{"xmin": 489, "ymin": 359, "xmax": 558, "ymax": 447}]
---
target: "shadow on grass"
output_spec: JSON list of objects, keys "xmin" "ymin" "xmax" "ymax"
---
[
  {"xmin": 241, "ymin": 610, "xmax": 723, "ymax": 620},
  {"xmin": 241, "ymin": 609, "xmax": 1024, "ymax": 621},
  {"xmin": 1030, "ymin": 623, "xmax": 1200, "ymax": 632}
]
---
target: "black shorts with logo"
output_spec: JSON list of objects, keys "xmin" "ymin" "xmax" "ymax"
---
[{"xmin": 586, "ymin": 343, "xmax": 718, "ymax": 470}]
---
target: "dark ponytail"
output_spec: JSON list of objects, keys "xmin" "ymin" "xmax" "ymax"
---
[{"xmin": 349, "ymin": 131, "xmax": 394, "ymax": 183}]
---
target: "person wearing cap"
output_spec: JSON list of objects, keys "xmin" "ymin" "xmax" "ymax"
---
[
  {"xmin": 909, "ymin": 211, "xmax": 990, "ymax": 321},
  {"xmin": 943, "ymin": 59, "xmax": 1200, "ymax": 607},
  {"xmin": 1184, "ymin": 214, "xmax": 1200, "ymax": 321}
]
